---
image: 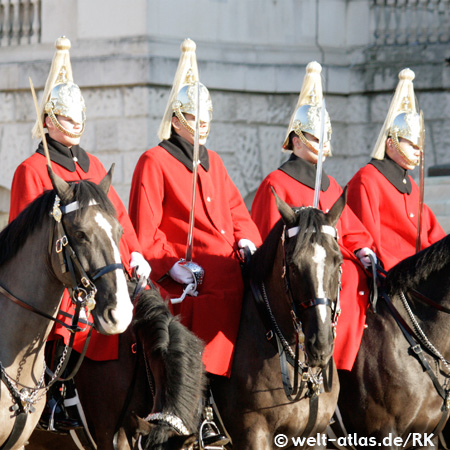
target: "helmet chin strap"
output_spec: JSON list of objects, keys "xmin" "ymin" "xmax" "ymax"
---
[
  {"xmin": 391, "ymin": 134, "xmax": 420, "ymax": 167},
  {"xmin": 174, "ymin": 109, "xmax": 210, "ymax": 139},
  {"xmin": 47, "ymin": 109, "xmax": 84, "ymax": 139},
  {"xmin": 296, "ymin": 130, "xmax": 330, "ymax": 158}
]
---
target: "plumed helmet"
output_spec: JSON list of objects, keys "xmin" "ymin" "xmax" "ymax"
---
[
  {"xmin": 371, "ymin": 68, "xmax": 423, "ymax": 160},
  {"xmin": 283, "ymin": 61, "xmax": 332, "ymax": 152},
  {"xmin": 158, "ymin": 39, "xmax": 213, "ymax": 141},
  {"xmin": 32, "ymin": 36, "xmax": 86, "ymax": 139},
  {"xmin": 45, "ymin": 82, "xmax": 86, "ymax": 128}
]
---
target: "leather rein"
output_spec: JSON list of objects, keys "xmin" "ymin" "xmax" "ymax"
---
[{"xmin": 0, "ymin": 195, "xmax": 123, "ymax": 450}]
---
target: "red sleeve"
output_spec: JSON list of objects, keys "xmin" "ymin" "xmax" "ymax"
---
[
  {"xmin": 128, "ymin": 151, "xmax": 179, "ymax": 281},
  {"xmin": 107, "ymin": 186, "xmax": 142, "ymax": 274},
  {"xmin": 251, "ymin": 174, "xmax": 287, "ymax": 241},
  {"xmin": 9, "ymin": 162, "xmax": 47, "ymax": 222},
  {"xmin": 424, "ymin": 204, "xmax": 446, "ymax": 245}
]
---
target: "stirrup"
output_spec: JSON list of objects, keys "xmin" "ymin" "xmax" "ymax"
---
[{"xmin": 199, "ymin": 406, "xmax": 229, "ymax": 450}]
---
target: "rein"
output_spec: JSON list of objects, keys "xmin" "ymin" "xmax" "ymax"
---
[{"xmin": 0, "ymin": 195, "xmax": 122, "ymax": 450}]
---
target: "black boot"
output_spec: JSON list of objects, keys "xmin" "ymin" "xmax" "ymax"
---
[
  {"xmin": 39, "ymin": 381, "xmax": 81, "ymax": 432},
  {"xmin": 39, "ymin": 340, "xmax": 81, "ymax": 432}
]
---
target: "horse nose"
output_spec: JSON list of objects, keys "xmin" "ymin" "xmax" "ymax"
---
[
  {"xmin": 306, "ymin": 335, "xmax": 334, "ymax": 368},
  {"xmin": 97, "ymin": 297, "xmax": 133, "ymax": 334}
]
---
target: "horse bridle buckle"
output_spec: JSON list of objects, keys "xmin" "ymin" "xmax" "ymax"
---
[{"xmin": 56, "ymin": 235, "xmax": 68, "ymax": 253}]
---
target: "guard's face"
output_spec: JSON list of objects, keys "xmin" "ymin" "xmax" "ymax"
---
[
  {"xmin": 172, "ymin": 113, "xmax": 209, "ymax": 146},
  {"xmin": 292, "ymin": 132, "xmax": 330, "ymax": 164},
  {"xmin": 387, "ymin": 137, "xmax": 420, "ymax": 170},
  {"xmin": 45, "ymin": 115, "xmax": 83, "ymax": 148}
]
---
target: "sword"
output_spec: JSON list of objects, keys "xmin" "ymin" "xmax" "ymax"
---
[
  {"xmin": 185, "ymin": 81, "xmax": 201, "ymax": 262},
  {"xmin": 416, "ymin": 110, "xmax": 425, "ymax": 253},
  {"xmin": 171, "ymin": 82, "xmax": 204, "ymax": 304},
  {"xmin": 313, "ymin": 99, "xmax": 327, "ymax": 209},
  {"xmin": 29, "ymin": 77, "xmax": 52, "ymax": 169}
]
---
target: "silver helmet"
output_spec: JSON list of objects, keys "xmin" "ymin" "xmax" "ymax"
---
[{"xmin": 45, "ymin": 81, "xmax": 86, "ymax": 138}]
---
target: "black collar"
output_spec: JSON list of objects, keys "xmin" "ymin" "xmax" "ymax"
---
[
  {"xmin": 159, "ymin": 133, "xmax": 209, "ymax": 172},
  {"xmin": 278, "ymin": 154, "xmax": 330, "ymax": 191},
  {"xmin": 369, "ymin": 157, "xmax": 411, "ymax": 194},
  {"xmin": 36, "ymin": 135, "xmax": 90, "ymax": 172}
]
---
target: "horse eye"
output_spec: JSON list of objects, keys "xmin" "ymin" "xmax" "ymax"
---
[{"xmin": 75, "ymin": 231, "xmax": 88, "ymax": 241}]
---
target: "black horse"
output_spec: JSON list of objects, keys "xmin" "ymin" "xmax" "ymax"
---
[
  {"xmin": 337, "ymin": 234, "xmax": 450, "ymax": 449},
  {"xmin": 210, "ymin": 191, "xmax": 345, "ymax": 449}
]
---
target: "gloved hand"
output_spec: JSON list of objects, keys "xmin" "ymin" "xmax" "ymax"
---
[
  {"xmin": 238, "ymin": 239, "xmax": 257, "ymax": 260},
  {"xmin": 169, "ymin": 261, "xmax": 195, "ymax": 285},
  {"xmin": 129, "ymin": 252, "xmax": 151, "ymax": 279},
  {"xmin": 355, "ymin": 248, "xmax": 377, "ymax": 269}
]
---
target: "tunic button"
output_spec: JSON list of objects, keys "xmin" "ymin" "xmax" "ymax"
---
[
  {"xmin": 403, "ymin": 179, "xmax": 407, "ymax": 184},
  {"xmin": 410, "ymin": 213, "xmax": 414, "ymax": 218},
  {"xmin": 221, "ymin": 230, "xmax": 225, "ymax": 234},
  {"xmin": 359, "ymin": 291, "xmax": 365, "ymax": 296},
  {"xmin": 207, "ymin": 197, "xmax": 211, "ymax": 202}
]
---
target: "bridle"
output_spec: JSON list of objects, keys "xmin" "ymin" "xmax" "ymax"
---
[
  {"xmin": 282, "ymin": 223, "xmax": 342, "ymax": 337},
  {"xmin": 0, "ymin": 193, "xmax": 124, "ymax": 450},
  {"xmin": 251, "ymin": 219, "xmax": 342, "ymax": 402}
]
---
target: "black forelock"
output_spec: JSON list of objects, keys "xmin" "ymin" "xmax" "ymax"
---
[{"xmin": 249, "ymin": 207, "xmax": 328, "ymax": 285}]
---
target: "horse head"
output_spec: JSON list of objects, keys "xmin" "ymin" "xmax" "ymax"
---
[
  {"xmin": 47, "ymin": 164, "xmax": 133, "ymax": 335},
  {"xmin": 272, "ymin": 187, "xmax": 346, "ymax": 368}
]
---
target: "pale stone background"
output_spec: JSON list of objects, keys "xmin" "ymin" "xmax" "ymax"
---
[{"xmin": 0, "ymin": 0, "xmax": 449, "ymax": 231}]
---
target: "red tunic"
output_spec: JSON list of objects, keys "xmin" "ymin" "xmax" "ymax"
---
[
  {"xmin": 347, "ymin": 162, "xmax": 445, "ymax": 271},
  {"xmin": 251, "ymin": 167, "xmax": 375, "ymax": 371},
  {"xmin": 129, "ymin": 144, "xmax": 262, "ymax": 377},
  {"xmin": 9, "ymin": 145, "xmax": 141, "ymax": 361}
]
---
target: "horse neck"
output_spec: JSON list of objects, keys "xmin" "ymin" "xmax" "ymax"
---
[
  {"xmin": 401, "ymin": 275, "xmax": 450, "ymax": 357},
  {"xmin": 0, "ymin": 219, "xmax": 65, "ymax": 374},
  {"xmin": 262, "ymin": 240, "xmax": 297, "ymax": 340}
]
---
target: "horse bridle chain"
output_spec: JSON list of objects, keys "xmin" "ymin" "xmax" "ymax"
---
[{"xmin": 0, "ymin": 194, "xmax": 124, "ymax": 417}]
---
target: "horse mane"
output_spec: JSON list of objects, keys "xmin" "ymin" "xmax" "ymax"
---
[
  {"xmin": 133, "ymin": 288, "xmax": 206, "ymax": 432},
  {"xmin": 385, "ymin": 234, "xmax": 450, "ymax": 295},
  {"xmin": 0, "ymin": 179, "xmax": 116, "ymax": 267},
  {"xmin": 249, "ymin": 206, "xmax": 328, "ymax": 285}
]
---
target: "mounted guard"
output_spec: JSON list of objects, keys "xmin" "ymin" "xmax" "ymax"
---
[
  {"xmin": 251, "ymin": 60, "xmax": 378, "ymax": 372},
  {"xmin": 347, "ymin": 68, "xmax": 446, "ymax": 271},
  {"xmin": 128, "ymin": 38, "xmax": 262, "ymax": 448},
  {"xmin": 9, "ymin": 36, "xmax": 149, "ymax": 434}
]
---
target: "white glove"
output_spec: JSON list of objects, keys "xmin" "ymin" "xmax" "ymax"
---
[
  {"xmin": 355, "ymin": 247, "xmax": 377, "ymax": 269},
  {"xmin": 238, "ymin": 239, "xmax": 257, "ymax": 259},
  {"xmin": 129, "ymin": 252, "xmax": 151, "ymax": 279},
  {"xmin": 169, "ymin": 261, "xmax": 195, "ymax": 284}
]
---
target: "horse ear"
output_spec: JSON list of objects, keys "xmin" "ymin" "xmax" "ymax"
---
[
  {"xmin": 271, "ymin": 186, "xmax": 296, "ymax": 228},
  {"xmin": 99, "ymin": 163, "xmax": 115, "ymax": 195},
  {"xmin": 47, "ymin": 165, "xmax": 72, "ymax": 202},
  {"xmin": 327, "ymin": 186, "xmax": 347, "ymax": 227}
]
